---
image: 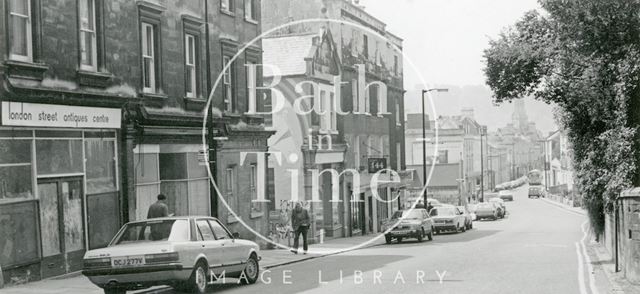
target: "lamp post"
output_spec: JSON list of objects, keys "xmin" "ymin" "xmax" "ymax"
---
[
  {"xmin": 480, "ymin": 126, "xmax": 487, "ymax": 202},
  {"xmin": 421, "ymin": 88, "xmax": 448, "ymax": 207}
]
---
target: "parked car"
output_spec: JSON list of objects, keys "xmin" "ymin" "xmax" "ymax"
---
[
  {"xmin": 429, "ymin": 206, "xmax": 467, "ymax": 234},
  {"xmin": 457, "ymin": 206, "xmax": 474, "ymax": 230},
  {"xmin": 499, "ymin": 190, "xmax": 514, "ymax": 201},
  {"xmin": 383, "ymin": 209, "xmax": 434, "ymax": 244},
  {"xmin": 427, "ymin": 198, "xmax": 443, "ymax": 207},
  {"xmin": 474, "ymin": 202, "xmax": 499, "ymax": 220},
  {"xmin": 82, "ymin": 217, "xmax": 260, "ymax": 294},
  {"xmin": 489, "ymin": 197, "xmax": 507, "ymax": 218}
]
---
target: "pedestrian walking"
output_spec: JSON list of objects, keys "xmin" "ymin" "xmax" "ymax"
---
[
  {"xmin": 147, "ymin": 194, "xmax": 169, "ymax": 219},
  {"xmin": 291, "ymin": 202, "xmax": 310, "ymax": 254}
]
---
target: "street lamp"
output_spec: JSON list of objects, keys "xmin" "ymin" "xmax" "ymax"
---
[
  {"xmin": 480, "ymin": 126, "xmax": 487, "ymax": 202},
  {"xmin": 421, "ymin": 88, "xmax": 448, "ymax": 207}
]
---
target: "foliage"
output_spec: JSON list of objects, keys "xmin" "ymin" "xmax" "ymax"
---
[{"xmin": 483, "ymin": 0, "xmax": 640, "ymax": 235}]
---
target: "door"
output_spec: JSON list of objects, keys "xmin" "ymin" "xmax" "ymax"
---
[
  {"xmin": 39, "ymin": 177, "xmax": 85, "ymax": 278},
  {"xmin": 209, "ymin": 220, "xmax": 245, "ymax": 274},
  {"xmin": 194, "ymin": 219, "xmax": 226, "ymax": 276}
]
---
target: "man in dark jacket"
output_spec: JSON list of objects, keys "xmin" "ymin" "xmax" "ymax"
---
[
  {"xmin": 147, "ymin": 194, "xmax": 169, "ymax": 219},
  {"xmin": 291, "ymin": 202, "xmax": 310, "ymax": 254}
]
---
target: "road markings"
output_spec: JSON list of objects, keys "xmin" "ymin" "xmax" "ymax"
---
[
  {"xmin": 580, "ymin": 221, "xmax": 600, "ymax": 294},
  {"xmin": 576, "ymin": 242, "xmax": 588, "ymax": 294}
]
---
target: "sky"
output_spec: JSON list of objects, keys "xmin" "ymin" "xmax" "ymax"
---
[{"xmin": 360, "ymin": 0, "xmax": 558, "ymax": 134}]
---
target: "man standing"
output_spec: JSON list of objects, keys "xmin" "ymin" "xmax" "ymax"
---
[
  {"xmin": 291, "ymin": 202, "xmax": 310, "ymax": 254},
  {"xmin": 147, "ymin": 194, "xmax": 169, "ymax": 219}
]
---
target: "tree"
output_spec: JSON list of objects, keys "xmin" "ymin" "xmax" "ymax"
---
[{"xmin": 484, "ymin": 0, "xmax": 640, "ymax": 235}]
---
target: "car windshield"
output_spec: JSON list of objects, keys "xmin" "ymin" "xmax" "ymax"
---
[
  {"xmin": 430, "ymin": 207, "xmax": 456, "ymax": 216},
  {"xmin": 113, "ymin": 219, "xmax": 190, "ymax": 245},
  {"xmin": 392, "ymin": 210, "xmax": 423, "ymax": 220}
]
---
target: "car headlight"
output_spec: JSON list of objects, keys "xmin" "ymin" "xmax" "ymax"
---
[{"xmin": 83, "ymin": 257, "xmax": 111, "ymax": 269}]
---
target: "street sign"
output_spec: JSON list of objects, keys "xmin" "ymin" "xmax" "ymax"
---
[{"xmin": 367, "ymin": 158, "xmax": 387, "ymax": 173}]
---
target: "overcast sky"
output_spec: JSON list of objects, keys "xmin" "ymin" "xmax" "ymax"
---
[{"xmin": 360, "ymin": 0, "xmax": 557, "ymax": 134}]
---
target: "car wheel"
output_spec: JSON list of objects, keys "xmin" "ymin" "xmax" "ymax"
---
[
  {"xmin": 461, "ymin": 224, "xmax": 466, "ymax": 232},
  {"xmin": 240, "ymin": 254, "xmax": 259, "ymax": 285},
  {"xmin": 103, "ymin": 288, "xmax": 126, "ymax": 294},
  {"xmin": 397, "ymin": 237, "xmax": 403, "ymax": 243},
  {"xmin": 469, "ymin": 222, "xmax": 473, "ymax": 229},
  {"xmin": 417, "ymin": 229, "xmax": 424, "ymax": 242},
  {"xmin": 183, "ymin": 261, "xmax": 208, "ymax": 294},
  {"xmin": 385, "ymin": 235, "xmax": 392, "ymax": 244}
]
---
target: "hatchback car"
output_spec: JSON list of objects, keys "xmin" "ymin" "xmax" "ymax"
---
[
  {"xmin": 82, "ymin": 217, "xmax": 260, "ymax": 294},
  {"xmin": 430, "ymin": 206, "xmax": 467, "ymax": 234},
  {"xmin": 474, "ymin": 202, "xmax": 499, "ymax": 220},
  {"xmin": 383, "ymin": 209, "xmax": 434, "ymax": 244}
]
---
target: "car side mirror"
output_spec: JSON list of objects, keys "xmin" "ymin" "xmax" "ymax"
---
[{"xmin": 232, "ymin": 232, "xmax": 240, "ymax": 239}]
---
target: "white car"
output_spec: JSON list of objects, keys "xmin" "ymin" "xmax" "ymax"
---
[{"xmin": 82, "ymin": 217, "xmax": 260, "ymax": 294}]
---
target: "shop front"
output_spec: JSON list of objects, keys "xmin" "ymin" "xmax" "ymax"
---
[{"xmin": 0, "ymin": 102, "xmax": 121, "ymax": 281}]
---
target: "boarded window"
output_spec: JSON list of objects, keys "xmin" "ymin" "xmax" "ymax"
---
[
  {"xmin": 36, "ymin": 140, "xmax": 83, "ymax": 175},
  {"xmin": 0, "ymin": 201, "xmax": 39, "ymax": 266},
  {"xmin": 85, "ymin": 140, "xmax": 117, "ymax": 194}
]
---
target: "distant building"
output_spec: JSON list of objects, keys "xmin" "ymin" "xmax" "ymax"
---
[{"xmin": 545, "ymin": 130, "xmax": 574, "ymax": 193}]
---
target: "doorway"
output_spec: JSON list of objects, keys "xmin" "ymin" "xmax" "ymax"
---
[{"xmin": 38, "ymin": 177, "xmax": 85, "ymax": 278}]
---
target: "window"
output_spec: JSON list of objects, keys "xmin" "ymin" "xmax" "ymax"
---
[
  {"xmin": 351, "ymin": 30, "xmax": 358, "ymax": 57},
  {"xmin": 141, "ymin": 22, "xmax": 156, "ymax": 93},
  {"xmin": 209, "ymin": 220, "xmax": 232, "ymax": 239},
  {"xmin": 223, "ymin": 56, "xmax": 234, "ymax": 112},
  {"xmin": 375, "ymin": 41, "xmax": 381, "ymax": 66},
  {"xmin": 250, "ymin": 164, "xmax": 261, "ymax": 213},
  {"xmin": 185, "ymin": 33, "xmax": 197, "ymax": 98},
  {"xmin": 352, "ymin": 79, "xmax": 359, "ymax": 113},
  {"xmin": 246, "ymin": 61, "xmax": 257, "ymax": 113},
  {"xmin": 79, "ymin": 0, "xmax": 97, "ymax": 71},
  {"xmin": 221, "ymin": 0, "xmax": 234, "ymax": 13},
  {"xmin": 364, "ymin": 87, "xmax": 371, "ymax": 114},
  {"xmin": 225, "ymin": 167, "xmax": 234, "ymax": 193},
  {"xmin": 8, "ymin": 0, "xmax": 32, "ymax": 62},
  {"xmin": 394, "ymin": 55, "xmax": 399, "ymax": 76},
  {"xmin": 363, "ymin": 34, "xmax": 369, "ymax": 59},
  {"xmin": 0, "ymin": 140, "xmax": 33, "ymax": 203},
  {"xmin": 354, "ymin": 136, "xmax": 360, "ymax": 168},
  {"xmin": 196, "ymin": 220, "xmax": 216, "ymax": 241},
  {"xmin": 244, "ymin": 0, "xmax": 257, "ymax": 21}
]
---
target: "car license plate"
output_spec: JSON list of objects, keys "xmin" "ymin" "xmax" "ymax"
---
[
  {"xmin": 392, "ymin": 230, "xmax": 409, "ymax": 235},
  {"xmin": 111, "ymin": 256, "xmax": 145, "ymax": 267}
]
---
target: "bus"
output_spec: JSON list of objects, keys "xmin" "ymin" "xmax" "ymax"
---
[{"xmin": 527, "ymin": 169, "xmax": 544, "ymax": 198}]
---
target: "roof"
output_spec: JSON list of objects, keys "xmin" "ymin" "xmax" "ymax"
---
[{"xmin": 263, "ymin": 33, "xmax": 316, "ymax": 77}]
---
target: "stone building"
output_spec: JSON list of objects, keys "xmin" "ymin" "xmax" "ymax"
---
[
  {"xmin": 262, "ymin": 0, "xmax": 407, "ymax": 236},
  {"xmin": 0, "ymin": 0, "xmax": 270, "ymax": 284}
]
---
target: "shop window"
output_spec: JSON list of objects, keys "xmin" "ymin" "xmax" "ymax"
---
[
  {"xmin": 85, "ymin": 140, "xmax": 117, "ymax": 194},
  {"xmin": 36, "ymin": 140, "xmax": 83, "ymax": 175},
  {"xmin": 0, "ymin": 201, "xmax": 39, "ymax": 267},
  {"xmin": 0, "ymin": 140, "xmax": 33, "ymax": 203}
]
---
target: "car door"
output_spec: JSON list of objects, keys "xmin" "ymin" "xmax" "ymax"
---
[
  {"xmin": 209, "ymin": 219, "xmax": 246, "ymax": 274},
  {"xmin": 195, "ymin": 219, "xmax": 228, "ymax": 276},
  {"xmin": 455, "ymin": 207, "xmax": 465, "ymax": 227},
  {"xmin": 421, "ymin": 210, "xmax": 431, "ymax": 233}
]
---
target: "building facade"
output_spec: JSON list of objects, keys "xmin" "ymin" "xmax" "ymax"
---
[
  {"xmin": 0, "ymin": 0, "xmax": 270, "ymax": 284},
  {"xmin": 263, "ymin": 0, "xmax": 406, "ymax": 236}
]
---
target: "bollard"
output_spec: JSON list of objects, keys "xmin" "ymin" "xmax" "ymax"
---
[{"xmin": 319, "ymin": 229, "xmax": 325, "ymax": 244}]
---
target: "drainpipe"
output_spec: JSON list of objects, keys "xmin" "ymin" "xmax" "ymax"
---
[
  {"xmin": 615, "ymin": 196, "xmax": 620, "ymax": 272},
  {"xmin": 204, "ymin": 0, "xmax": 218, "ymax": 218}
]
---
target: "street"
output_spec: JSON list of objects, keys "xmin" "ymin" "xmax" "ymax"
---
[{"xmin": 143, "ymin": 185, "xmax": 607, "ymax": 294}]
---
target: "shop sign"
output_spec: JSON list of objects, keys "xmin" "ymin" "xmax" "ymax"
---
[{"xmin": 1, "ymin": 102, "xmax": 121, "ymax": 129}]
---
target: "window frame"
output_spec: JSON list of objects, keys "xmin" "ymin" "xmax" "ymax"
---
[
  {"xmin": 244, "ymin": 0, "xmax": 258, "ymax": 22},
  {"xmin": 141, "ymin": 22, "xmax": 156, "ymax": 93},
  {"xmin": 78, "ymin": 0, "xmax": 98, "ymax": 71},
  {"xmin": 223, "ymin": 55, "xmax": 235, "ymax": 112},
  {"xmin": 8, "ymin": 0, "xmax": 33, "ymax": 62},
  {"xmin": 363, "ymin": 34, "xmax": 369, "ymax": 59},
  {"xmin": 221, "ymin": 0, "xmax": 234, "ymax": 14},
  {"xmin": 184, "ymin": 33, "xmax": 197, "ymax": 98}
]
